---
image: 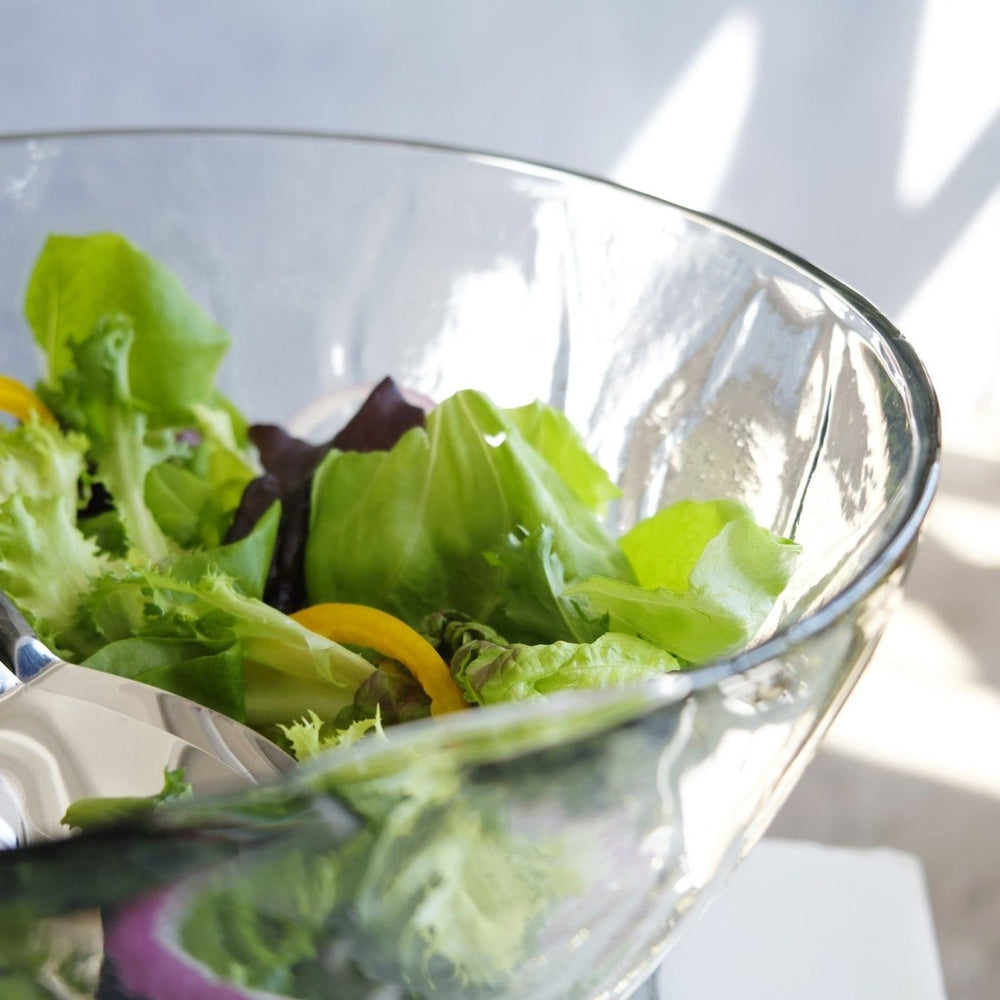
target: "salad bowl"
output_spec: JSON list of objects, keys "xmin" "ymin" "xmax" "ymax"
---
[{"xmin": 0, "ymin": 131, "xmax": 939, "ymax": 1000}]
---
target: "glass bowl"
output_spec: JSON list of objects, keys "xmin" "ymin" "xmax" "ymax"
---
[{"xmin": 0, "ymin": 131, "xmax": 939, "ymax": 1000}]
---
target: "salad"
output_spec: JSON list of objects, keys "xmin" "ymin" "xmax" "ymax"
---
[
  {"xmin": 0, "ymin": 232, "xmax": 798, "ymax": 752},
  {"xmin": 0, "ymin": 233, "xmax": 800, "ymax": 998}
]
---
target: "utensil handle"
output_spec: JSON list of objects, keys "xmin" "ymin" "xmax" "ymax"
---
[{"xmin": 0, "ymin": 591, "xmax": 57, "ymax": 680}]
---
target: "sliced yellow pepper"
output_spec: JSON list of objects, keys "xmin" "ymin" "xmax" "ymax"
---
[
  {"xmin": 0, "ymin": 376, "xmax": 55, "ymax": 425},
  {"xmin": 291, "ymin": 602, "xmax": 468, "ymax": 716}
]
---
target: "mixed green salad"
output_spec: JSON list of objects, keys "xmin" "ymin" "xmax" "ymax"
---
[
  {"xmin": 0, "ymin": 232, "xmax": 798, "ymax": 758},
  {"xmin": 0, "ymin": 233, "xmax": 801, "ymax": 999},
  {"xmin": 0, "ymin": 234, "xmax": 797, "ymax": 754}
]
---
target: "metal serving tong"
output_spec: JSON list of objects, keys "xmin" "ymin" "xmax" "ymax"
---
[{"xmin": 0, "ymin": 590, "xmax": 294, "ymax": 848}]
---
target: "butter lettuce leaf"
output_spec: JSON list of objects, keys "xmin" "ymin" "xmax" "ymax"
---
[
  {"xmin": 620, "ymin": 497, "xmax": 749, "ymax": 593},
  {"xmin": 26, "ymin": 232, "xmax": 229, "ymax": 424},
  {"xmin": 568, "ymin": 501, "xmax": 799, "ymax": 663},
  {"xmin": 483, "ymin": 524, "xmax": 605, "ymax": 644},
  {"xmin": 502, "ymin": 400, "xmax": 620, "ymax": 514},
  {"xmin": 305, "ymin": 390, "xmax": 633, "ymax": 640}
]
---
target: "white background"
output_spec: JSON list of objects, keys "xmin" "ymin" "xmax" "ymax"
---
[{"xmin": 2, "ymin": 3, "xmax": 998, "ymax": 996}]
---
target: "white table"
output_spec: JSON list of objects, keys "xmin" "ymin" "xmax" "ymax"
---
[{"xmin": 641, "ymin": 839, "xmax": 948, "ymax": 999}]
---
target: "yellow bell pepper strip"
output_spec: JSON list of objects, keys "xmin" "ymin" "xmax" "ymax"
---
[
  {"xmin": 291, "ymin": 602, "xmax": 468, "ymax": 716},
  {"xmin": 0, "ymin": 375, "xmax": 54, "ymax": 424}
]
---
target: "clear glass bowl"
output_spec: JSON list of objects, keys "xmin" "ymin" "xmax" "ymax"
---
[{"xmin": 0, "ymin": 131, "xmax": 939, "ymax": 1000}]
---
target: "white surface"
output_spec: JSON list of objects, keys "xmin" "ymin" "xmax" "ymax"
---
[{"xmin": 651, "ymin": 838, "xmax": 948, "ymax": 999}]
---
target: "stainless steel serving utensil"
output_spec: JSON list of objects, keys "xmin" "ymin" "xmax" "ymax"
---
[{"xmin": 0, "ymin": 591, "xmax": 294, "ymax": 847}]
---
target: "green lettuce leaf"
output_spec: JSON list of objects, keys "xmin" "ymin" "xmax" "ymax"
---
[
  {"xmin": 348, "ymin": 797, "xmax": 578, "ymax": 994},
  {"xmin": 27, "ymin": 233, "xmax": 256, "ymax": 566},
  {"xmin": 177, "ymin": 851, "xmax": 341, "ymax": 997},
  {"xmin": 451, "ymin": 631, "xmax": 680, "ymax": 705},
  {"xmin": 502, "ymin": 400, "xmax": 621, "ymax": 514},
  {"xmin": 61, "ymin": 566, "xmax": 374, "ymax": 727},
  {"xmin": 143, "ymin": 411, "xmax": 262, "ymax": 549},
  {"xmin": 145, "ymin": 461, "xmax": 229, "ymax": 547},
  {"xmin": 61, "ymin": 767, "xmax": 192, "ymax": 833},
  {"xmin": 82, "ymin": 638, "xmax": 246, "ymax": 720},
  {"xmin": 39, "ymin": 316, "xmax": 184, "ymax": 563},
  {"xmin": 305, "ymin": 390, "xmax": 633, "ymax": 640},
  {"xmin": 182, "ymin": 401, "xmax": 261, "ymax": 540},
  {"xmin": 568, "ymin": 500, "xmax": 799, "ymax": 663},
  {"xmin": 0, "ymin": 420, "xmax": 119, "ymax": 643},
  {"xmin": 144, "ymin": 461, "xmax": 214, "ymax": 548},
  {"xmin": 483, "ymin": 524, "xmax": 606, "ymax": 644},
  {"xmin": 279, "ymin": 709, "xmax": 385, "ymax": 762},
  {"xmin": 167, "ymin": 500, "xmax": 281, "ymax": 600},
  {"xmin": 144, "ymin": 405, "xmax": 258, "ymax": 552},
  {"xmin": 25, "ymin": 232, "xmax": 229, "ymax": 424}
]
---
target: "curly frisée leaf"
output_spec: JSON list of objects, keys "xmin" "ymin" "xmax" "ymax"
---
[
  {"xmin": 0, "ymin": 494, "xmax": 112, "ymax": 650},
  {"xmin": 0, "ymin": 418, "xmax": 85, "ymax": 503},
  {"xmin": 0, "ymin": 420, "xmax": 119, "ymax": 642},
  {"xmin": 39, "ymin": 316, "xmax": 184, "ymax": 564},
  {"xmin": 62, "ymin": 566, "xmax": 375, "ymax": 728},
  {"xmin": 279, "ymin": 708, "xmax": 385, "ymax": 762}
]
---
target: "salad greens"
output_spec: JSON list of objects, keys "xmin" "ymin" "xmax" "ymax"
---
[
  {"xmin": 226, "ymin": 378, "xmax": 427, "ymax": 613},
  {"xmin": 0, "ymin": 230, "xmax": 799, "ymax": 737},
  {"xmin": 569, "ymin": 500, "xmax": 799, "ymax": 663},
  {"xmin": 304, "ymin": 387, "xmax": 633, "ymax": 643},
  {"xmin": 0, "ymin": 231, "xmax": 803, "ymax": 1000}
]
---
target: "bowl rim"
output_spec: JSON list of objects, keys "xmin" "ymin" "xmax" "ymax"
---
[{"xmin": 0, "ymin": 126, "xmax": 942, "ymax": 694}]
